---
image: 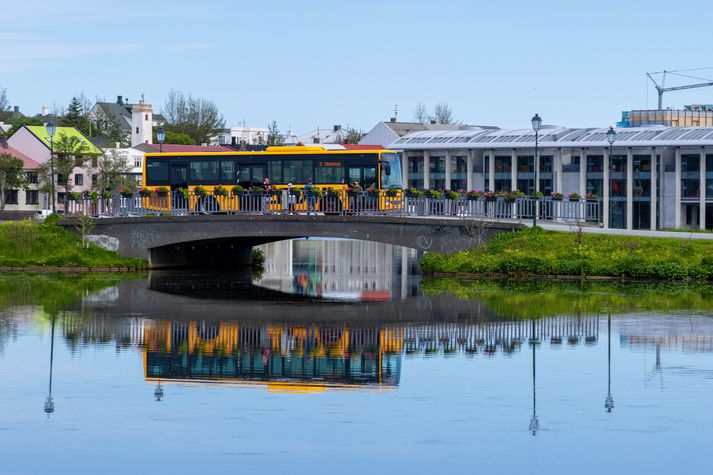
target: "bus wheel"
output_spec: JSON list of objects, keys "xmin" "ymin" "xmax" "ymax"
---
[{"xmin": 196, "ymin": 196, "xmax": 220, "ymax": 214}]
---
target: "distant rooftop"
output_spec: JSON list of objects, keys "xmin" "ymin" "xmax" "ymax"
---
[{"xmin": 391, "ymin": 125, "xmax": 713, "ymax": 150}]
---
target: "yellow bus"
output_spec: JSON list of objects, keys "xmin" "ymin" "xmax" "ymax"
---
[{"xmin": 141, "ymin": 145, "xmax": 402, "ymax": 213}]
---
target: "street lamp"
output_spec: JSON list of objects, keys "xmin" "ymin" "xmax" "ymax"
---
[
  {"xmin": 528, "ymin": 318, "xmax": 540, "ymax": 435},
  {"xmin": 157, "ymin": 126, "xmax": 165, "ymax": 153},
  {"xmin": 604, "ymin": 311, "xmax": 614, "ymax": 413},
  {"xmin": 46, "ymin": 119, "xmax": 57, "ymax": 214},
  {"xmin": 531, "ymin": 113, "xmax": 542, "ymax": 227},
  {"xmin": 606, "ymin": 126, "xmax": 616, "ymax": 227},
  {"xmin": 43, "ymin": 317, "xmax": 56, "ymax": 416}
]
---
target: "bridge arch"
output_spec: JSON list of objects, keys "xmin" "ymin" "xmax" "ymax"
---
[{"xmin": 75, "ymin": 215, "xmax": 522, "ymax": 269}]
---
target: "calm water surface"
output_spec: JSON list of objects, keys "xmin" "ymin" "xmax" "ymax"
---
[{"xmin": 1, "ymin": 239, "xmax": 712, "ymax": 474}]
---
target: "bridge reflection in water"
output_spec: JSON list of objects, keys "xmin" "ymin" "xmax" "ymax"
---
[{"xmin": 63, "ymin": 315, "xmax": 601, "ymax": 391}]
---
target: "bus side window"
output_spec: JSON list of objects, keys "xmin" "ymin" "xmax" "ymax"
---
[
  {"xmin": 348, "ymin": 167, "xmax": 361, "ymax": 185},
  {"xmin": 364, "ymin": 167, "xmax": 377, "ymax": 187},
  {"xmin": 220, "ymin": 160, "xmax": 235, "ymax": 182},
  {"xmin": 239, "ymin": 166, "xmax": 251, "ymax": 187},
  {"xmin": 251, "ymin": 166, "xmax": 264, "ymax": 186}
]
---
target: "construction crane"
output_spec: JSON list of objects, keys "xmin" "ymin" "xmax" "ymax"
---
[{"xmin": 647, "ymin": 68, "xmax": 713, "ymax": 109}]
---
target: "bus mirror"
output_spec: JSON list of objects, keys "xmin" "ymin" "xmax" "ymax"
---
[{"xmin": 383, "ymin": 162, "xmax": 391, "ymax": 175}]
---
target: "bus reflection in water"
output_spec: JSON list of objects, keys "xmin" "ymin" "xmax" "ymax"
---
[{"xmin": 143, "ymin": 320, "xmax": 403, "ymax": 391}]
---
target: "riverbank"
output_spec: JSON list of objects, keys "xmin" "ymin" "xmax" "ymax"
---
[
  {"xmin": 421, "ymin": 227, "xmax": 713, "ymax": 280},
  {"xmin": 0, "ymin": 216, "xmax": 147, "ymax": 270}
]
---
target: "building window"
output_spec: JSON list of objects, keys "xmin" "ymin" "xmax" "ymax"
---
[
  {"xmin": 4, "ymin": 190, "xmax": 18, "ymax": 205},
  {"xmin": 75, "ymin": 174, "xmax": 84, "ymax": 186},
  {"xmin": 26, "ymin": 190, "xmax": 38, "ymax": 205},
  {"xmin": 91, "ymin": 156, "xmax": 98, "ymax": 168},
  {"xmin": 145, "ymin": 114, "xmax": 148, "ymax": 121},
  {"xmin": 26, "ymin": 172, "xmax": 38, "ymax": 184},
  {"xmin": 562, "ymin": 156, "xmax": 580, "ymax": 173},
  {"xmin": 92, "ymin": 174, "xmax": 98, "ymax": 186},
  {"xmin": 134, "ymin": 158, "xmax": 142, "ymax": 169},
  {"xmin": 136, "ymin": 127, "xmax": 139, "ymax": 133}
]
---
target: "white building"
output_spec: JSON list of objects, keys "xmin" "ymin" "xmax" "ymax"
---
[
  {"xmin": 215, "ymin": 126, "xmax": 269, "ymax": 147},
  {"xmin": 391, "ymin": 124, "xmax": 713, "ymax": 231},
  {"xmin": 298, "ymin": 125, "xmax": 349, "ymax": 145},
  {"xmin": 88, "ymin": 96, "xmax": 164, "ymax": 147}
]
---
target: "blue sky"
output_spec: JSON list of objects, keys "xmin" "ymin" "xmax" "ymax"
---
[{"xmin": 2, "ymin": 0, "xmax": 713, "ymax": 133}]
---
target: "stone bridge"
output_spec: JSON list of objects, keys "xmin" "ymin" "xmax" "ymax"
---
[{"xmin": 63, "ymin": 215, "xmax": 523, "ymax": 268}]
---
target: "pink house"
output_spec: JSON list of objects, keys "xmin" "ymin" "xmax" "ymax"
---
[
  {"xmin": 7, "ymin": 125, "xmax": 102, "ymax": 210},
  {"xmin": 0, "ymin": 139, "xmax": 42, "ymax": 219}
]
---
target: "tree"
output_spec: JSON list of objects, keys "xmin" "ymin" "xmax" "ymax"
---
[
  {"xmin": 37, "ymin": 132, "xmax": 94, "ymax": 203},
  {"xmin": 0, "ymin": 152, "xmax": 28, "ymax": 212},
  {"xmin": 162, "ymin": 90, "xmax": 225, "ymax": 144},
  {"xmin": 93, "ymin": 149, "xmax": 132, "ymax": 192},
  {"xmin": 432, "ymin": 102, "xmax": 457, "ymax": 125},
  {"xmin": 267, "ymin": 121, "xmax": 284, "ymax": 146},
  {"xmin": 341, "ymin": 127, "xmax": 364, "ymax": 144},
  {"xmin": 62, "ymin": 94, "xmax": 92, "ymax": 135},
  {"xmin": 4, "ymin": 116, "xmax": 45, "ymax": 136},
  {"xmin": 91, "ymin": 108, "xmax": 129, "ymax": 146},
  {"xmin": 414, "ymin": 102, "xmax": 428, "ymax": 123},
  {"xmin": 152, "ymin": 130, "xmax": 196, "ymax": 145},
  {"xmin": 0, "ymin": 85, "xmax": 9, "ymax": 117}
]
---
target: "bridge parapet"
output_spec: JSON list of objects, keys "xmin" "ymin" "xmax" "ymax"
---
[{"xmin": 61, "ymin": 190, "xmax": 601, "ymax": 225}]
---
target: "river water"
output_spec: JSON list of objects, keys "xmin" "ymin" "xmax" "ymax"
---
[{"xmin": 1, "ymin": 239, "xmax": 712, "ymax": 474}]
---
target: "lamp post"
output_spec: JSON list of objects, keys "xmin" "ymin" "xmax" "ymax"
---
[
  {"xmin": 604, "ymin": 311, "xmax": 614, "ymax": 413},
  {"xmin": 46, "ymin": 119, "xmax": 57, "ymax": 214},
  {"xmin": 157, "ymin": 126, "xmax": 165, "ymax": 153},
  {"xmin": 528, "ymin": 318, "xmax": 540, "ymax": 435},
  {"xmin": 531, "ymin": 114, "xmax": 542, "ymax": 227},
  {"xmin": 43, "ymin": 317, "xmax": 56, "ymax": 416},
  {"xmin": 154, "ymin": 381, "xmax": 164, "ymax": 401},
  {"xmin": 606, "ymin": 126, "xmax": 617, "ymax": 227}
]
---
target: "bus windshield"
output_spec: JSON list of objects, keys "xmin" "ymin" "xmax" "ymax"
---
[{"xmin": 380, "ymin": 153, "xmax": 402, "ymax": 189}]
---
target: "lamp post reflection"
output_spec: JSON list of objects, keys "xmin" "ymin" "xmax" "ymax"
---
[
  {"xmin": 43, "ymin": 317, "xmax": 56, "ymax": 416},
  {"xmin": 154, "ymin": 381, "xmax": 164, "ymax": 401},
  {"xmin": 528, "ymin": 318, "xmax": 539, "ymax": 436},
  {"xmin": 604, "ymin": 311, "xmax": 614, "ymax": 413}
]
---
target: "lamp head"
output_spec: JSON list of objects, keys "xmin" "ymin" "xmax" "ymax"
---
[
  {"xmin": 531, "ymin": 113, "xmax": 542, "ymax": 132},
  {"xmin": 156, "ymin": 126, "xmax": 165, "ymax": 144},
  {"xmin": 46, "ymin": 119, "xmax": 56, "ymax": 138},
  {"xmin": 607, "ymin": 126, "xmax": 616, "ymax": 145}
]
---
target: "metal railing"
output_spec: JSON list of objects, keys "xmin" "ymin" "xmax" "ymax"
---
[{"xmin": 61, "ymin": 191, "xmax": 601, "ymax": 224}]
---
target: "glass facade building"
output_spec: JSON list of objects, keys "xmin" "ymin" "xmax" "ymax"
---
[{"xmin": 394, "ymin": 124, "xmax": 713, "ymax": 231}]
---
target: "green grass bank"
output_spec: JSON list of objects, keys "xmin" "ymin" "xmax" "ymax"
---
[
  {"xmin": 0, "ymin": 216, "xmax": 146, "ymax": 269},
  {"xmin": 421, "ymin": 227, "xmax": 713, "ymax": 280}
]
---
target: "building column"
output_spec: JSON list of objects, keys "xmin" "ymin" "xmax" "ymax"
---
[
  {"xmin": 579, "ymin": 148, "xmax": 586, "ymax": 197},
  {"xmin": 423, "ymin": 151, "xmax": 430, "ymax": 189},
  {"xmin": 626, "ymin": 148, "xmax": 633, "ymax": 230},
  {"xmin": 650, "ymin": 147, "xmax": 657, "ymax": 230},
  {"xmin": 674, "ymin": 147, "xmax": 681, "ymax": 228},
  {"xmin": 510, "ymin": 150, "xmax": 517, "ymax": 191},
  {"xmin": 466, "ymin": 150, "xmax": 474, "ymax": 191},
  {"xmin": 555, "ymin": 149, "xmax": 563, "ymax": 193},
  {"xmin": 445, "ymin": 150, "xmax": 452, "ymax": 190},
  {"xmin": 488, "ymin": 150, "xmax": 495, "ymax": 191},
  {"xmin": 700, "ymin": 149, "xmax": 706, "ymax": 230},
  {"xmin": 603, "ymin": 148, "xmax": 610, "ymax": 228},
  {"xmin": 401, "ymin": 152, "xmax": 409, "ymax": 189}
]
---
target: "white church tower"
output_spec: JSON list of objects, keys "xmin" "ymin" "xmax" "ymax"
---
[{"xmin": 131, "ymin": 99, "xmax": 153, "ymax": 146}]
